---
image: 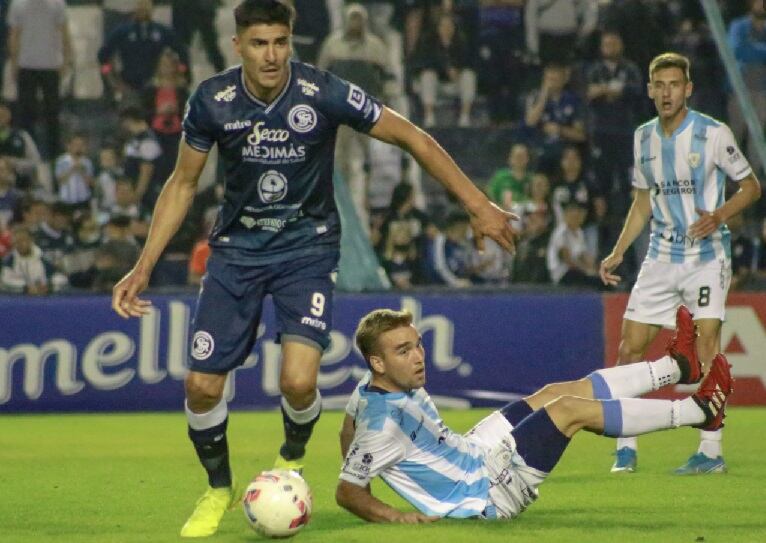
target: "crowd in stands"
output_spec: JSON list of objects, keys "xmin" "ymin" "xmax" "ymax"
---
[{"xmin": 1, "ymin": 0, "xmax": 765, "ymax": 295}]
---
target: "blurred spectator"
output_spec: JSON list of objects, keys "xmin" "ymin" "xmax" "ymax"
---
[
  {"xmin": 94, "ymin": 143, "xmax": 123, "ymax": 214},
  {"xmin": 550, "ymin": 146, "xmax": 605, "ymax": 258},
  {"xmin": 524, "ymin": 63, "xmax": 586, "ymax": 174},
  {"xmin": 35, "ymin": 201, "xmax": 75, "ymax": 273},
  {"xmin": 424, "ymin": 211, "xmax": 472, "ymax": 287},
  {"xmin": 0, "ymin": 156, "xmax": 22, "ymax": 228},
  {"xmin": 586, "ymin": 31, "xmax": 642, "ymax": 203},
  {"xmin": 317, "ymin": 3, "xmax": 392, "ymax": 232},
  {"xmin": 1, "ymin": 223, "xmax": 66, "ymax": 294},
  {"xmin": 728, "ymin": 0, "xmax": 766, "ymax": 173},
  {"xmin": 546, "ymin": 200, "xmax": 600, "ymax": 288},
  {"xmin": 0, "ymin": 0, "xmax": 9, "ymax": 94},
  {"xmin": 512, "ymin": 206, "xmax": 552, "ymax": 284},
  {"xmin": 412, "ymin": 12, "xmax": 476, "ymax": 127},
  {"xmin": 477, "ymin": 0, "xmax": 527, "ymax": 126},
  {"xmin": 377, "ymin": 182, "xmax": 431, "ymax": 289},
  {"xmin": 671, "ymin": 19, "xmax": 727, "ymax": 121},
  {"xmin": 171, "ymin": 0, "xmax": 225, "ymax": 73},
  {"xmin": 292, "ymin": 0, "xmax": 333, "ymax": 64},
  {"xmin": 486, "ymin": 142, "xmax": 533, "ymax": 211},
  {"xmin": 729, "ymin": 212, "xmax": 757, "ymax": 290},
  {"xmin": 54, "ymin": 133, "xmax": 94, "ymax": 215},
  {"xmin": 66, "ymin": 212, "xmax": 102, "ymax": 285},
  {"xmin": 524, "ymin": 0, "xmax": 598, "ymax": 64},
  {"xmin": 7, "ymin": 0, "xmax": 71, "ymax": 158},
  {"xmin": 98, "ymin": 0, "xmax": 189, "ymax": 105},
  {"xmin": 470, "ymin": 238, "xmax": 510, "ymax": 285},
  {"xmin": 523, "ymin": 172, "xmax": 552, "ymax": 218},
  {"xmin": 141, "ymin": 49, "xmax": 190, "ymax": 183},
  {"xmin": 403, "ymin": 0, "xmax": 444, "ymax": 58},
  {"xmin": 0, "ymin": 100, "xmax": 41, "ymax": 192},
  {"xmin": 120, "ymin": 105, "xmax": 163, "ymax": 212},
  {"xmin": 91, "ymin": 239, "xmax": 141, "ymax": 293},
  {"xmin": 19, "ymin": 197, "xmax": 48, "ymax": 233},
  {"xmin": 109, "ymin": 178, "xmax": 141, "ymax": 220}
]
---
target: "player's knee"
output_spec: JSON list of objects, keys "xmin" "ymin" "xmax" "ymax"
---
[
  {"xmin": 184, "ymin": 373, "xmax": 224, "ymax": 409},
  {"xmin": 545, "ymin": 395, "xmax": 587, "ymax": 435},
  {"xmin": 617, "ymin": 340, "xmax": 645, "ymax": 364},
  {"xmin": 280, "ymin": 373, "xmax": 316, "ymax": 403}
]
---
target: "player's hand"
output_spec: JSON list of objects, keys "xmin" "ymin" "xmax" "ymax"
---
[
  {"xmin": 599, "ymin": 252, "xmax": 623, "ymax": 286},
  {"xmin": 470, "ymin": 201, "xmax": 518, "ymax": 255},
  {"xmin": 391, "ymin": 511, "xmax": 440, "ymax": 524},
  {"xmin": 111, "ymin": 267, "xmax": 153, "ymax": 319},
  {"xmin": 689, "ymin": 208, "xmax": 721, "ymax": 239}
]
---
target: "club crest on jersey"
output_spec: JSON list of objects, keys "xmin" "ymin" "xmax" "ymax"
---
[
  {"xmin": 258, "ymin": 170, "xmax": 288, "ymax": 203},
  {"xmin": 214, "ymin": 85, "xmax": 236, "ymax": 102},
  {"xmin": 688, "ymin": 152, "xmax": 701, "ymax": 168},
  {"xmin": 192, "ymin": 331, "xmax": 214, "ymax": 360},
  {"xmin": 346, "ymin": 83, "xmax": 366, "ymax": 111},
  {"xmin": 288, "ymin": 105, "xmax": 317, "ymax": 133}
]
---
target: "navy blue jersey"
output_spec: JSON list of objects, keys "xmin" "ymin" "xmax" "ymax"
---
[{"xmin": 183, "ymin": 60, "xmax": 383, "ymax": 264}]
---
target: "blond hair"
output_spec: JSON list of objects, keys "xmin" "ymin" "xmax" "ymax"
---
[
  {"xmin": 355, "ymin": 309, "xmax": 413, "ymax": 369},
  {"xmin": 649, "ymin": 52, "xmax": 691, "ymax": 82}
]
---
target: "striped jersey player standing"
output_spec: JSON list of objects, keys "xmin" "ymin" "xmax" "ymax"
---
[
  {"xmin": 599, "ymin": 52, "xmax": 761, "ymax": 474},
  {"xmin": 336, "ymin": 307, "xmax": 733, "ymax": 522}
]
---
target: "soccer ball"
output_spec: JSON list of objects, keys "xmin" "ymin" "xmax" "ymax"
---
[{"xmin": 242, "ymin": 470, "xmax": 312, "ymax": 538}]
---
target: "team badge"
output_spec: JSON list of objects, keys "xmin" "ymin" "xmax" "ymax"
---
[
  {"xmin": 192, "ymin": 331, "xmax": 215, "ymax": 360},
  {"xmin": 258, "ymin": 170, "xmax": 288, "ymax": 203},
  {"xmin": 688, "ymin": 152, "xmax": 701, "ymax": 168},
  {"xmin": 288, "ymin": 105, "xmax": 317, "ymax": 133}
]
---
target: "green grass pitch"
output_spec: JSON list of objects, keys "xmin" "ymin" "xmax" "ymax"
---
[{"xmin": 1, "ymin": 409, "xmax": 765, "ymax": 543}]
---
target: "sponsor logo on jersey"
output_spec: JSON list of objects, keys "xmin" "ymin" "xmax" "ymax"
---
[
  {"xmin": 346, "ymin": 83, "xmax": 366, "ymax": 110},
  {"xmin": 192, "ymin": 331, "xmax": 215, "ymax": 360},
  {"xmin": 247, "ymin": 121, "xmax": 290, "ymax": 145},
  {"xmin": 257, "ymin": 170, "xmax": 288, "ymax": 203},
  {"xmin": 224, "ymin": 119, "xmax": 252, "ymax": 131},
  {"xmin": 287, "ymin": 105, "xmax": 317, "ymax": 133},
  {"xmin": 297, "ymin": 78, "xmax": 319, "ymax": 96},
  {"xmin": 656, "ymin": 178, "xmax": 696, "ymax": 196},
  {"xmin": 214, "ymin": 85, "xmax": 237, "ymax": 102},
  {"xmin": 300, "ymin": 316, "xmax": 327, "ymax": 330},
  {"xmin": 688, "ymin": 152, "xmax": 701, "ymax": 168}
]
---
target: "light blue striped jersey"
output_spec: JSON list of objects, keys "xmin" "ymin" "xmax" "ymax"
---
[
  {"xmin": 341, "ymin": 381, "xmax": 491, "ymax": 518},
  {"xmin": 632, "ymin": 110, "xmax": 752, "ymax": 263}
]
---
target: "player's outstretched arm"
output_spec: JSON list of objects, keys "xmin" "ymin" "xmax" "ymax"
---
[
  {"xmin": 368, "ymin": 107, "xmax": 518, "ymax": 253},
  {"xmin": 335, "ymin": 480, "xmax": 439, "ymax": 524},
  {"xmin": 111, "ymin": 141, "xmax": 208, "ymax": 319},
  {"xmin": 600, "ymin": 188, "xmax": 651, "ymax": 286}
]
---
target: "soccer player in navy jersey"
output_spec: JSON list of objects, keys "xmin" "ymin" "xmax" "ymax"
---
[
  {"xmin": 336, "ymin": 306, "xmax": 732, "ymax": 523},
  {"xmin": 110, "ymin": 0, "xmax": 516, "ymax": 537}
]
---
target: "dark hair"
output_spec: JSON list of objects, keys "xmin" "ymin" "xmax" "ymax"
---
[
  {"xmin": 389, "ymin": 182, "xmax": 414, "ymax": 212},
  {"xmin": 649, "ymin": 52, "xmax": 691, "ymax": 82},
  {"xmin": 355, "ymin": 309, "xmax": 414, "ymax": 370},
  {"xmin": 234, "ymin": 0, "xmax": 295, "ymax": 32},
  {"xmin": 118, "ymin": 105, "xmax": 146, "ymax": 122}
]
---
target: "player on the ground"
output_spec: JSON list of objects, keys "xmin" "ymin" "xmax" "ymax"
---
[
  {"xmin": 336, "ymin": 306, "xmax": 732, "ymax": 522},
  {"xmin": 109, "ymin": 0, "xmax": 516, "ymax": 538},
  {"xmin": 599, "ymin": 52, "xmax": 760, "ymax": 474}
]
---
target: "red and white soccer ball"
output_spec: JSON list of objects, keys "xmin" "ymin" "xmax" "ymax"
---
[{"xmin": 243, "ymin": 470, "xmax": 312, "ymax": 538}]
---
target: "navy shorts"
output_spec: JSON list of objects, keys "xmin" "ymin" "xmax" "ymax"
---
[{"xmin": 188, "ymin": 249, "xmax": 339, "ymax": 374}]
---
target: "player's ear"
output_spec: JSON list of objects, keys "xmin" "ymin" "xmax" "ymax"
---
[
  {"xmin": 685, "ymin": 80, "xmax": 693, "ymax": 99},
  {"xmin": 369, "ymin": 355, "xmax": 385, "ymax": 374},
  {"xmin": 232, "ymin": 34, "xmax": 241, "ymax": 56},
  {"xmin": 646, "ymin": 82, "xmax": 653, "ymax": 99}
]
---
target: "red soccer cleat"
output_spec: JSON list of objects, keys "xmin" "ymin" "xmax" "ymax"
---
[
  {"xmin": 692, "ymin": 354, "xmax": 734, "ymax": 431},
  {"xmin": 666, "ymin": 305, "xmax": 702, "ymax": 384}
]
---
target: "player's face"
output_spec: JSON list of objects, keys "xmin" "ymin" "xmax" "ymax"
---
[
  {"xmin": 648, "ymin": 67, "xmax": 692, "ymax": 121},
  {"xmin": 371, "ymin": 325, "xmax": 426, "ymax": 392},
  {"xmin": 234, "ymin": 23, "xmax": 292, "ymax": 100}
]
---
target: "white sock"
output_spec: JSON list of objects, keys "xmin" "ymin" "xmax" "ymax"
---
[
  {"xmin": 185, "ymin": 398, "xmax": 228, "ymax": 430},
  {"xmin": 698, "ymin": 429, "xmax": 723, "ymax": 458},
  {"xmin": 602, "ymin": 397, "xmax": 705, "ymax": 437},
  {"xmin": 281, "ymin": 390, "xmax": 322, "ymax": 424},
  {"xmin": 616, "ymin": 436, "xmax": 637, "ymax": 451},
  {"xmin": 590, "ymin": 356, "xmax": 680, "ymax": 399}
]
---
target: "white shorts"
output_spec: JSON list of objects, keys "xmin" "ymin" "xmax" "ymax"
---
[
  {"xmin": 625, "ymin": 257, "xmax": 731, "ymax": 328},
  {"xmin": 465, "ymin": 411, "xmax": 546, "ymax": 520}
]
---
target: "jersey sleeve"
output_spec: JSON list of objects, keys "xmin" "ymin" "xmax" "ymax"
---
[
  {"xmin": 182, "ymin": 87, "xmax": 215, "ymax": 153},
  {"xmin": 714, "ymin": 124, "xmax": 752, "ymax": 182},
  {"xmin": 631, "ymin": 128, "xmax": 649, "ymax": 189},
  {"xmin": 344, "ymin": 371, "xmax": 372, "ymax": 418},
  {"xmin": 316, "ymin": 70, "xmax": 383, "ymax": 133},
  {"xmin": 339, "ymin": 424, "xmax": 406, "ymax": 487}
]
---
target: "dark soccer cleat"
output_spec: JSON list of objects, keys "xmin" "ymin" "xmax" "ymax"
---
[
  {"xmin": 691, "ymin": 354, "xmax": 734, "ymax": 431},
  {"xmin": 666, "ymin": 305, "xmax": 702, "ymax": 384}
]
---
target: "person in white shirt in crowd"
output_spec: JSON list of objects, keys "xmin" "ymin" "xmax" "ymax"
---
[
  {"xmin": 55, "ymin": 133, "xmax": 94, "ymax": 215},
  {"xmin": 1, "ymin": 223, "xmax": 66, "ymax": 294}
]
